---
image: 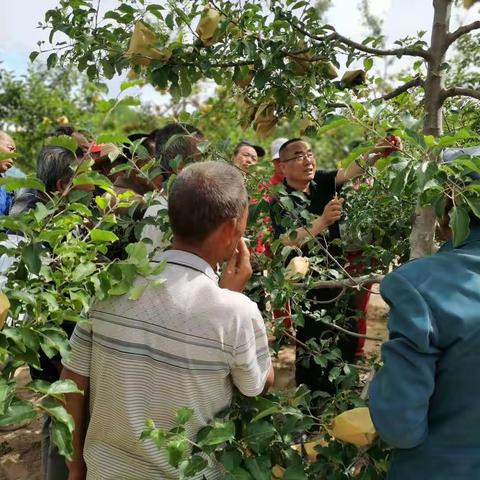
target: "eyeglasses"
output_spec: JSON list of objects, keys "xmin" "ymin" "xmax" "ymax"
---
[{"xmin": 281, "ymin": 151, "xmax": 314, "ymax": 163}]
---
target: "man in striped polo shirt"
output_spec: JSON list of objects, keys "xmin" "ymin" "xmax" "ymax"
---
[{"xmin": 61, "ymin": 161, "xmax": 274, "ymax": 480}]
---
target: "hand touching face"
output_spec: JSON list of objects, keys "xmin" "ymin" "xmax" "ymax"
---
[{"xmin": 0, "ymin": 133, "xmax": 16, "ymax": 174}]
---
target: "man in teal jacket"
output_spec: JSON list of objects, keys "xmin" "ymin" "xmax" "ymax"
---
[{"xmin": 369, "ymin": 169, "xmax": 480, "ymax": 479}]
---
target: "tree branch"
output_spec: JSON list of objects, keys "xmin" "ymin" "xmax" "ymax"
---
[
  {"xmin": 286, "ymin": 18, "xmax": 430, "ymax": 60},
  {"xmin": 327, "ymin": 30, "xmax": 431, "ymax": 60},
  {"xmin": 326, "ymin": 101, "xmax": 349, "ymax": 109},
  {"xmin": 441, "ymin": 86, "xmax": 480, "ymax": 102},
  {"xmin": 374, "ymin": 76, "xmax": 424, "ymax": 101},
  {"xmin": 446, "ymin": 20, "xmax": 480, "ymax": 47},
  {"xmin": 294, "ymin": 273, "xmax": 384, "ymax": 290}
]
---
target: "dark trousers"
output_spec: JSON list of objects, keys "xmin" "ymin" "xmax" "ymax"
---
[
  {"xmin": 295, "ymin": 289, "xmax": 358, "ymax": 395},
  {"xmin": 41, "ymin": 414, "xmax": 69, "ymax": 480}
]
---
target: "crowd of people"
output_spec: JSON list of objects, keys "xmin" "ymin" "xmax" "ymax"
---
[{"xmin": 1, "ymin": 124, "xmax": 480, "ymax": 480}]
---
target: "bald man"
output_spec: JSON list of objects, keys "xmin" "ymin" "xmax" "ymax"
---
[{"xmin": 0, "ymin": 132, "xmax": 16, "ymax": 215}]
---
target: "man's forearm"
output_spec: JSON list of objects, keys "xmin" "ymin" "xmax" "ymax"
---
[
  {"xmin": 60, "ymin": 367, "xmax": 90, "ymax": 477},
  {"xmin": 262, "ymin": 365, "xmax": 275, "ymax": 393}
]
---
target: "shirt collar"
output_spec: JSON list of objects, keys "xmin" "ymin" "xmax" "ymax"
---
[
  {"xmin": 440, "ymin": 225, "xmax": 480, "ymax": 252},
  {"xmin": 283, "ymin": 178, "xmax": 315, "ymax": 196},
  {"xmin": 153, "ymin": 249, "xmax": 219, "ymax": 282}
]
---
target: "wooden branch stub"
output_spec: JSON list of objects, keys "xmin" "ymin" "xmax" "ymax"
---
[{"xmin": 294, "ymin": 273, "xmax": 385, "ymax": 290}]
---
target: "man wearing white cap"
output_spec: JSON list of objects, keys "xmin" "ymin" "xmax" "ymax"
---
[{"xmin": 269, "ymin": 137, "xmax": 289, "ymax": 186}]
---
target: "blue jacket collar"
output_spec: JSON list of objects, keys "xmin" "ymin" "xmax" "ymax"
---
[{"xmin": 440, "ymin": 226, "xmax": 480, "ymax": 252}]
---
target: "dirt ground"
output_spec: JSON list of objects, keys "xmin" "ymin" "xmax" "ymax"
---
[
  {"xmin": 0, "ymin": 286, "xmax": 389, "ymax": 480},
  {"xmin": 0, "ymin": 367, "xmax": 42, "ymax": 480}
]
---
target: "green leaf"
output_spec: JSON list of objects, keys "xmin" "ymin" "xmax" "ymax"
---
[
  {"xmin": 340, "ymin": 144, "xmax": 374, "ymax": 168},
  {"xmin": 283, "ymin": 464, "xmax": 307, "ymax": 480},
  {"xmin": 47, "ymin": 53, "xmax": 58, "ymax": 69},
  {"xmin": 22, "ymin": 242, "xmax": 44, "ymax": 275},
  {"xmin": 363, "ymin": 57, "xmax": 373, "ymax": 71},
  {"xmin": 175, "ymin": 407, "xmax": 194, "ymax": 425},
  {"xmin": 95, "ymin": 195, "xmax": 109, "ymax": 210},
  {"xmin": 40, "ymin": 291, "xmax": 59, "ymax": 311},
  {"xmin": 120, "ymin": 79, "xmax": 144, "ymax": 92},
  {"xmin": 449, "ymin": 205, "xmax": 470, "ymax": 247},
  {"xmin": 90, "ymin": 229, "xmax": 119, "ymax": 243},
  {"xmin": 437, "ymin": 129, "xmax": 472, "ymax": 147},
  {"xmin": 155, "ymin": 429, "xmax": 170, "ymax": 448},
  {"xmin": 226, "ymin": 467, "xmax": 253, "ymax": 480},
  {"xmin": 128, "ymin": 283, "xmax": 147, "ymax": 301},
  {"xmin": 0, "ymin": 378, "xmax": 15, "ymax": 415},
  {"xmin": 51, "ymin": 417, "xmax": 73, "ymax": 460},
  {"xmin": 73, "ymin": 172, "xmax": 112, "ymax": 190},
  {"xmin": 243, "ymin": 421, "xmax": 277, "ymax": 454},
  {"xmin": 28, "ymin": 379, "xmax": 83, "ymax": 400},
  {"xmin": 220, "ymin": 449, "xmax": 242, "ymax": 472},
  {"xmin": 0, "ymin": 152, "xmax": 21, "ymax": 161},
  {"xmin": 0, "ymin": 398, "xmax": 36, "ymax": 427},
  {"xmin": 126, "ymin": 242, "xmax": 148, "ymax": 263},
  {"xmin": 466, "ymin": 197, "xmax": 480, "ymax": 219},
  {"xmin": 245, "ymin": 456, "xmax": 271, "ymax": 480},
  {"xmin": 101, "ymin": 59, "xmax": 115, "ymax": 79},
  {"xmin": 4, "ymin": 326, "xmax": 40, "ymax": 353},
  {"xmin": 201, "ymin": 420, "xmax": 235, "ymax": 446},
  {"xmin": 46, "ymin": 135, "xmax": 79, "ymax": 154},
  {"xmin": 71, "ymin": 262, "xmax": 97, "ymax": 282},
  {"xmin": 29, "ymin": 51, "xmax": 40, "ymax": 62},
  {"xmin": 107, "ymin": 263, "xmax": 138, "ymax": 296},
  {"xmin": 423, "ymin": 135, "xmax": 438, "ymax": 148},
  {"xmin": 40, "ymin": 398, "xmax": 74, "ymax": 432},
  {"xmin": 316, "ymin": 117, "xmax": 350, "ymax": 134},
  {"xmin": 0, "ymin": 176, "xmax": 45, "ymax": 193},
  {"xmin": 33, "ymin": 202, "xmax": 51, "ymax": 222},
  {"xmin": 251, "ymin": 405, "xmax": 282, "ymax": 422},
  {"xmin": 96, "ymin": 133, "xmax": 130, "ymax": 144},
  {"xmin": 38, "ymin": 327, "xmax": 70, "ymax": 360},
  {"xmin": 167, "ymin": 438, "xmax": 189, "ymax": 468},
  {"xmin": 180, "ymin": 454, "xmax": 208, "ymax": 477}
]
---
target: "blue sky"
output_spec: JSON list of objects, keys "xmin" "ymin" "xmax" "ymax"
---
[{"xmin": 1, "ymin": 0, "xmax": 478, "ymax": 102}]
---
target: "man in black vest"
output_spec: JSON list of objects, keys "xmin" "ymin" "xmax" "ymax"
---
[{"xmin": 271, "ymin": 137, "xmax": 398, "ymax": 394}]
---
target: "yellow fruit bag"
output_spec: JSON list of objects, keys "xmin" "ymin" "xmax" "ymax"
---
[
  {"xmin": 285, "ymin": 256, "xmax": 310, "ymax": 279},
  {"xmin": 292, "ymin": 437, "xmax": 328, "ymax": 463},
  {"xmin": 0, "ymin": 292, "xmax": 10, "ymax": 330},
  {"xmin": 196, "ymin": 8, "xmax": 222, "ymax": 46},
  {"xmin": 127, "ymin": 21, "xmax": 171, "ymax": 66},
  {"xmin": 254, "ymin": 103, "xmax": 278, "ymax": 138},
  {"xmin": 329, "ymin": 407, "xmax": 377, "ymax": 447}
]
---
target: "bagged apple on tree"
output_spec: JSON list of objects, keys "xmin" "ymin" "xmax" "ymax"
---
[
  {"xmin": 127, "ymin": 21, "xmax": 171, "ymax": 66},
  {"xmin": 254, "ymin": 103, "xmax": 278, "ymax": 138},
  {"xmin": 0, "ymin": 292, "xmax": 10, "ymax": 330},
  {"xmin": 196, "ymin": 8, "xmax": 224, "ymax": 46}
]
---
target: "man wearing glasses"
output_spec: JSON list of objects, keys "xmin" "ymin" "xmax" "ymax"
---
[
  {"xmin": 271, "ymin": 137, "xmax": 398, "ymax": 394},
  {"xmin": 0, "ymin": 131, "xmax": 17, "ymax": 215}
]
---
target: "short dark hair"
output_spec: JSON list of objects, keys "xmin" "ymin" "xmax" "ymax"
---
[
  {"xmin": 53, "ymin": 125, "xmax": 75, "ymax": 137},
  {"xmin": 233, "ymin": 141, "xmax": 265, "ymax": 158},
  {"xmin": 278, "ymin": 138, "xmax": 303, "ymax": 155},
  {"xmin": 36, "ymin": 146, "xmax": 76, "ymax": 193},
  {"xmin": 168, "ymin": 161, "xmax": 248, "ymax": 244},
  {"xmin": 154, "ymin": 123, "xmax": 203, "ymax": 177},
  {"xmin": 47, "ymin": 125, "xmax": 84, "ymax": 157}
]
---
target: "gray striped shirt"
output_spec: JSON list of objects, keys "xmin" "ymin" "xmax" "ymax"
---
[{"xmin": 63, "ymin": 250, "xmax": 271, "ymax": 479}]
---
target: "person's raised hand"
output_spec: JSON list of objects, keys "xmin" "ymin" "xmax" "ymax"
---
[
  {"xmin": 219, "ymin": 237, "xmax": 253, "ymax": 293},
  {"xmin": 372, "ymin": 135, "xmax": 403, "ymax": 158},
  {"xmin": 0, "ymin": 159, "xmax": 14, "ymax": 174},
  {"xmin": 322, "ymin": 197, "xmax": 344, "ymax": 226}
]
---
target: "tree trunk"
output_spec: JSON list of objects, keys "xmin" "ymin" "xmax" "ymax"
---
[{"xmin": 409, "ymin": 0, "xmax": 452, "ymax": 259}]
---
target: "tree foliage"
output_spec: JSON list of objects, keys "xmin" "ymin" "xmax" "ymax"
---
[{"xmin": 1, "ymin": 0, "xmax": 480, "ymax": 477}]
